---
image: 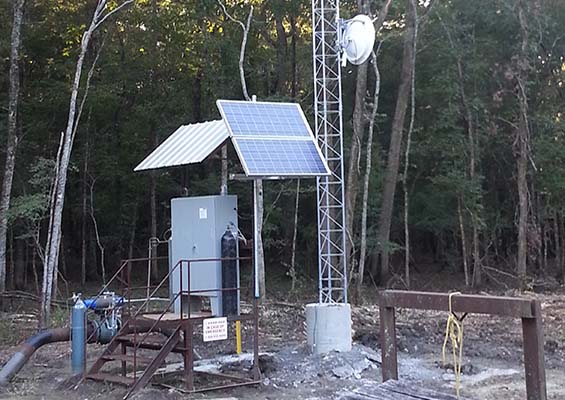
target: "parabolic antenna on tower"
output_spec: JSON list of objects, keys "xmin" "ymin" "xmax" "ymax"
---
[{"xmin": 342, "ymin": 14, "xmax": 376, "ymax": 65}]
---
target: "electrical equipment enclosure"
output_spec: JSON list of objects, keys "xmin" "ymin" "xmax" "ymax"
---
[{"xmin": 169, "ymin": 195, "xmax": 239, "ymax": 316}]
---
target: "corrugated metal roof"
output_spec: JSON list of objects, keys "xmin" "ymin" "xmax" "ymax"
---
[{"xmin": 134, "ymin": 120, "xmax": 229, "ymax": 172}]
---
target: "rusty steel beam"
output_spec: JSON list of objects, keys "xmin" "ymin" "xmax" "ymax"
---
[{"xmin": 378, "ymin": 290, "xmax": 536, "ymax": 318}]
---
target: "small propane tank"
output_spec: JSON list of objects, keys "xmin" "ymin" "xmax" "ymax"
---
[
  {"xmin": 221, "ymin": 226, "xmax": 238, "ymax": 316},
  {"xmin": 71, "ymin": 294, "xmax": 86, "ymax": 375}
]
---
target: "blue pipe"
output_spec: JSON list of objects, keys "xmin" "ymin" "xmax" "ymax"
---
[{"xmin": 83, "ymin": 296, "xmax": 124, "ymax": 310}]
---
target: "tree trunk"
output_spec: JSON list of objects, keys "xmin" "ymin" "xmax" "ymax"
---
[
  {"xmin": 458, "ymin": 197, "xmax": 470, "ymax": 286},
  {"xmin": 357, "ymin": 48, "xmax": 382, "ymax": 299},
  {"xmin": 220, "ymin": 3, "xmax": 263, "ymax": 298},
  {"xmin": 516, "ymin": 102, "xmax": 529, "ymax": 283},
  {"xmin": 32, "ymin": 246, "xmax": 39, "ymax": 294},
  {"xmin": 561, "ymin": 213, "xmax": 565, "ymax": 281},
  {"xmin": 374, "ymin": 0, "xmax": 417, "ymax": 283},
  {"xmin": 81, "ymin": 136, "xmax": 89, "ymax": 286},
  {"xmin": 402, "ymin": 0, "xmax": 418, "ymax": 289},
  {"xmin": 273, "ymin": 6, "xmax": 287, "ymax": 94},
  {"xmin": 439, "ymin": 12, "xmax": 482, "ymax": 287},
  {"xmin": 220, "ymin": 145, "xmax": 228, "ymax": 195},
  {"xmin": 14, "ymin": 239, "xmax": 25, "ymax": 290},
  {"xmin": 542, "ymin": 214, "xmax": 548, "ymax": 273},
  {"xmin": 255, "ymin": 180, "xmax": 265, "ymax": 299},
  {"xmin": 150, "ymin": 171, "xmax": 158, "ymax": 280},
  {"xmin": 128, "ymin": 202, "xmax": 138, "ymax": 260},
  {"xmin": 554, "ymin": 211, "xmax": 561, "ymax": 275},
  {"xmin": 515, "ymin": 0, "xmax": 533, "ymax": 287},
  {"xmin": 23, "ymin": 242, "xmax": 29, "ymax": 288},
  {"xmin": 192, "ymin": 68, "xmax": 202, "ymax": 121},
  {"xmin": 346, "ymin": 59, "xmax": 368, "ymax": 272},
  {"xmin": 150, "ymin": 170, "xmax": 158, "ymax": 276},
  {"xmin": 0, "ymin": 0, "xmax": 25, "ymax": 294},
  {"xmin": 59, "ymin": 234, "xmax": 67, "ymax": 277},
  {"xmin": 90, "ymin": 181, "xmax": 106, "ymax": 284},
  {"xmin": 290, "ymin": 15, "xmax": 297, "ymax": 99},
  {"xmin": 559, "ymin": 216, "xmax": 565, "ymax": 282},
  {"xmin": 289, "ymin": 180, "xmax": 300, "ymax": 292},
  {"xmin": 8, "ymin": 232, "xmax": 15, "ymax": 290},
  {"xmin": 40, "ymin": 0, "xmax": 133, "ymax": 328},
  {"xmin": 347, "ymin": 0, "xmax": 392, "ymax": 285}
]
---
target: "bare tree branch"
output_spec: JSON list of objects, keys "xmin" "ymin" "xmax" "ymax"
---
[
  {"xmin": 218, "ymin": 0, "xmax": 253, "ymax": 101},
  {"xmin": 89, "ymin": 178, "xmax": 106, "ymax": 284},
  {"xmin": 93, "ymin": 0, "xmax": 135, "ymax": 31},
  {"xmin": 372, "ymin": 0, "xmax": 393, "ymax": 32},
  {"xmin": 217, "ymin": 0, "xmax": 246, "ymax": 31},
  {"xmin": 357, "ymin": 43, "xmax": 382, "ymax": 294},
  {"xmin": 72, "ymin": 36, "xmax": 107, "ymax": 143}
]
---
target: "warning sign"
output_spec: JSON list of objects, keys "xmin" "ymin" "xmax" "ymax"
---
[{"xmin": 203, "ymin": 317, "xmax": 228, "ymax": 342}]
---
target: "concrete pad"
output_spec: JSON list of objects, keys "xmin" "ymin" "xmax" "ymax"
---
[{"xmin": 306, "ymin": 303, "xmax": 352, "ymax": 354}]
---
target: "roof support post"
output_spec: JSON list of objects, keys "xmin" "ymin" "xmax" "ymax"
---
[{"xmin": 253, "ymin": 179, "xmax": 261, "ymax": 299}]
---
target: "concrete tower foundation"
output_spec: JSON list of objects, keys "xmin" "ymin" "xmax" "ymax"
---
[{"xmin": 305, "ymin": 303, "xmax": 352, "ymax": 354}]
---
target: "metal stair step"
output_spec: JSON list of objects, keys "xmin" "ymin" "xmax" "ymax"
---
[
  {"xmin": 123, "ymin": 327, "xmax": 182, "ymax": 399},
  {"xmin": 116, "ymin": 336, "xmax": 188, "ymax": 352},
  {"xmin": 101, "ymin": 353, "xmax": 156, "ymax": 364},
  {"xmin": 87, "ymin": 372, "xmax": 135, "ymax": 386}
]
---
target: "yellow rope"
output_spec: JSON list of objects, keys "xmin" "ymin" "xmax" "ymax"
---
[{"xmin": 442, "ymin": 292, "xmax": 464, "ymax": 399}]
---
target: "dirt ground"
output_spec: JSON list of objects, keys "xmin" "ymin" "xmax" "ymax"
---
[{"xmin": 0, "ymin": 288, "xmax": 564, "ymax": 400}]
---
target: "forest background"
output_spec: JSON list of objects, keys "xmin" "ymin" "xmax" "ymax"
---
[{"xmin": 0, "ymin": 0, "xmax": 564, "ymax": 327}]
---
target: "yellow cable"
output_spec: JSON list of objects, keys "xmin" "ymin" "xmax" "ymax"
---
[{"xmin": 442, "ymin": 292, "xmax": 464, "ymax": 399}]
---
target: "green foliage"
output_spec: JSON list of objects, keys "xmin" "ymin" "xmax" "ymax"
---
[
  {"xmin": 1, "ymin": 0, "xmax": 564, "ymax": 289},
  {"xmin": 8, "ymin": 158, "xmax": 54, "ymax": 227}
]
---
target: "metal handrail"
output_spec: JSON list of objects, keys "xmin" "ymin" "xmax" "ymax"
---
[
  {"xmin": 125, "ymin": 259, "xmax": 185, "ymax": 321},
  {"xmin": 86, "ymin": 256, "xmax": 167, "ymax": 308},
  {"xmin": 128, "ymin": 291, "xmax": 184, "ymax": 359},
  {"xmin": 126, "ymin": 259, "xmax": 187, "ymax": 377},
  {"xmin": 126, "ymin": 257, "xmax": 248, "ymax": 371},
  {"xmin": 88, "ymin": 255, "xmax": 250, "ymax": 379}
]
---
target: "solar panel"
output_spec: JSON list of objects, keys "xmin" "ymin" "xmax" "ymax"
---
[
  {"xmin": 235, "ymin": 138, "xmax": 328, "ymax": 176},
  {"xmin": 216, "ymin": 100, "xmax": 330, "ymax": 177},
  {"xmin": 217, "ymin": 100, "xmax": 311, "ymax": 138}
]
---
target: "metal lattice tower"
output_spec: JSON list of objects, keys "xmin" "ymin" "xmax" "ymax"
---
[{"xmin": 312, "ymin": 0, "xmax": 347, "ymax": 304}]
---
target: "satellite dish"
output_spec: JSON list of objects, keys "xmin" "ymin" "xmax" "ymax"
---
[{"xmin": 341, "ymin": 15, "xmax": 376, "ymax": 66}]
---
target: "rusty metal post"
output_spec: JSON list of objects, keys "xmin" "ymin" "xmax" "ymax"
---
[
  {"xmin": 187, "ymin": 260, "xmax": 191, "ymax": 317},
  {"xmin": 522, "ymin": 300, "xmax": 547, "ymax": 400},
  {"xmin": 127, "ymin": 260, "xmax": 132, "ymax": 317},
  {"xmin": 184, "ymin": 260, "xmax": 194, "ymax": 391},
  {"xmin": 180, "ymin": 260, "xmax": 184, "ymax": 316},
  {"xmin": 379, "ymin": 305, "xmax": 398, "ymax": 382},
  {"xmin": 184, "ymin": 322, "xmax": 194, "ymax": 391},
  {"xmin": 121, "ymin": 342, "xmax": 127, "ymax": 377}
]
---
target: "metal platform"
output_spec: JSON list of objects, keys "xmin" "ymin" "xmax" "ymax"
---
[
  {"xmin": 140, "ymin": 311, "xmax": 212, "ymax": 321},
  {"xmin": 83, "ymin": 257, "xmax": 261, "ymax": 399}
]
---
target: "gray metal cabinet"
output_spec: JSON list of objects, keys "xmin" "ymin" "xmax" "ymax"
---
[{"xmin": 169, "ymin": 195, "xmax": 238, "ymax": 316}]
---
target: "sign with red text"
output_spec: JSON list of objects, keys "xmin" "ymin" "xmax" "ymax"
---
[{"xmin": 203, "ymin": 317, "xmax": 228, "ymax": 342}]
